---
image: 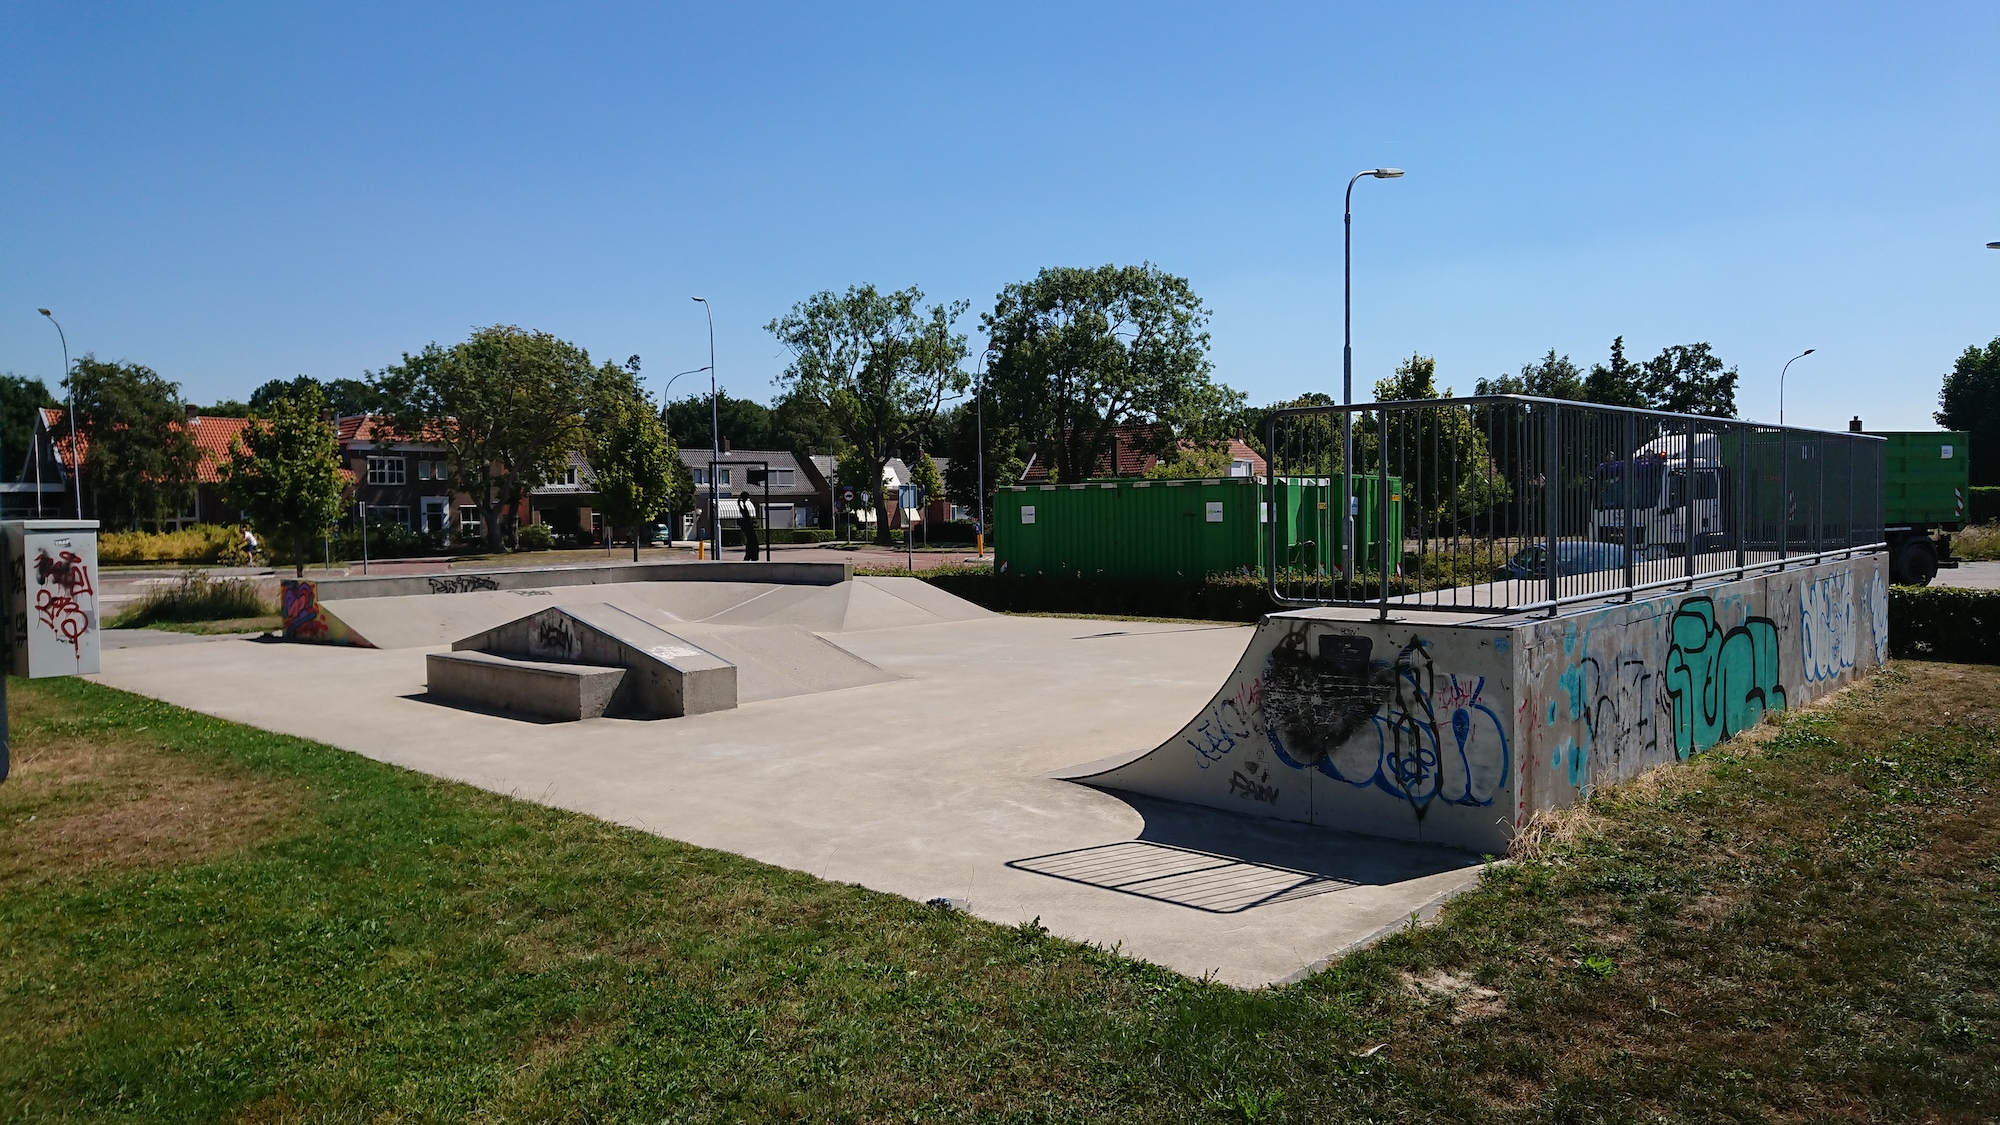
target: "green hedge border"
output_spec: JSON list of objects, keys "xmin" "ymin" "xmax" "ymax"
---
[{"xmin": 1887, "ymin": 585, "xmax": 2000, "ymax": 664}]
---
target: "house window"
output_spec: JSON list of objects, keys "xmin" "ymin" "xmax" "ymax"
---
[
  {"xmin": 1230, "ymin": 459, "xmax": 1255, "ymax": 478},
  {"xmin": 564, "ymin": 466, "xmax": 578, "ymax": 486},
  {"xmin": 719, "ymin": 468, "xmax": 731, "ymax": 485},
  {"xmin": 434, "ymin": 461, "xmax": 450, "ymax": 481},
  {"xmin": 365, "ymin": 504, "xmax": 412, "ymax": 528},
  {"xmin": 775, "ymin": 468, "xmax": 795, "ymax": 487},
  {"xmin": 417, "ymin": 461, "xmax": 431, "ymax": 481},
  {"xmin": 367, "ymin": 456, "xmax": 406, "ymax": 485},
  {"xmin": 693, "ymin": 468, "xmax": 707, "ymax": 485},
  {"xmin": 459, "ymin": 506, "xmax": 483, "ymax": 536}
]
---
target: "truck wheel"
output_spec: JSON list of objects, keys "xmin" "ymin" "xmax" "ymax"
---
[{"xmin": 1897, "ymin": 538, "xmax": 1938, "ymax": 587}]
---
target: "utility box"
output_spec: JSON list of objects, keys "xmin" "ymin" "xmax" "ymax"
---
[
  {"xmin": 994, "ymin": 477, "xmax": 1403, "ymax": 580},
  {"xmin": 2, "ymin": 520, "xmax": 101, "ymax": 677}
]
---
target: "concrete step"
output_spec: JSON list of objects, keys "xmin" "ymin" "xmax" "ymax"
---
[{"xmin": 426, "ymin": 650, "xmax": 626, "ymax": 722}]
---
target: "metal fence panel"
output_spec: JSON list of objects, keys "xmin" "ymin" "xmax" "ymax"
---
[{"xmin": 1263, "ymin": 395, "xmax": 1887, "ymax": 616}]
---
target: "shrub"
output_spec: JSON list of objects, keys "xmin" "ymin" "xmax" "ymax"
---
[
  {"xmin": 1953, "ymin": 522, "xmax": 2000, "ymax": 562},
  {"xmin": 1969, "ymin": 486, "xmax": 2000, "ymax": 526},
  {"xmin": 1887, "ymin": 585, "xmax": 2000, "ymax": 664},
  {"xmin": 111, "ymin": 570, "xmax": 271, "ymax": 628},
  {"xmin": 517, "ymin": 523, "xmax": 555, "ymax": 551},
  {"xmin": 99, "ymin": 525, "xmax": 245, "ymax": 566},
  {"xmin": 330, "ymin": 523, "xmax": 454, "ymax": 561}
]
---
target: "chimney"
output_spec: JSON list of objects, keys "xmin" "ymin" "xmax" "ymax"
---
[
  {"xmin": 185, "ymin": 404, "xmax": 200, "ymax": 422},
  {"xmin": 722, "ymin": 437, "xmax": 731, "ymax": 452},
  {"xmin": 1849, "ymin": 416, "xmax": 1863, "ymax": 433}
]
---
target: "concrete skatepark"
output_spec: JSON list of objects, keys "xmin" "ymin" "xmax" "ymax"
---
[{"xmin": 92, "ymin": 552, "xmax": 1888, "ymax": 986}]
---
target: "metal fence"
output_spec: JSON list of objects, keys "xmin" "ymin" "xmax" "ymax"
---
[{"xmin": 1262, "ymin": 395, "xmax": 1886, "ymax": 616}]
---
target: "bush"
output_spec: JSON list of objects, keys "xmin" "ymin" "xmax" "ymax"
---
[
  {"xmin": 1969, "ymin": 486, "xmax": 2000, "ymax": 526},
  {"xmin": 100, "ymin": 525, "xmax": 246, "ymax": 566},
  {"xmin": 893, "ymin": 568, "xmax": 1275, "ymax": 623},
  {"xmin": 1888, "ymin": 585, "xmax": 2000, "ymax": 664},
  {"xmin": 1954, "ymin": 522, "xmax": 2000, "ymax": 562},
  {"xmin": 111, "ymin": 570, "xmax": 271, "ymax": 628},
  {"xmin": 517, "ymin": 523, "xmax": 555, "ymax": 551},
  {"xmin": 716, "ymin": 527, "xmax": 837, "ymax": 546},
  {"xmin": 331, "ymin": 523, "xmax": 454, "ymax": 561}
]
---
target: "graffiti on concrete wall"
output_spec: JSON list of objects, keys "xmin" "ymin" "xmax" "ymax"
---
[
  {"xmin": 281, "ymin": 579, "xmax": 327, "ymax": 641},
  {"xmin": 1866, "ymin": 568, "xmax": 1889, "ymax": 666},
  {"xmin": 1261, "ymin": 629, "xmax": 1509, "ymax": 812},
  {"xmin": 1800, "ymin": 571, "xmax": 1858, "ymax": 684},
  {"xmin": 1185, "ymin": 675, "xmax": 1264, "ymax": 770},
  {"xmin": 1664, "ymin": 596, "xmax": 1785, "ymax": 760},
  {"xmin": 1551, "ymin": 651, "xmax": 1659, "ymax": 789},
  {"xmin": 429, "ymin": 574, "xmax": 499, "ymax": 594}
]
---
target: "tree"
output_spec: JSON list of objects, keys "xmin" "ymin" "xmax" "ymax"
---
[
  {"xmin": 1372, "ymin": 355, "xmax": 1510, "ymax": 533},
  {"xmin": 1583, "ymin": 337, "xmax": 1647, "ymax": 407},
  {"xmin": 591, "ymin": 388, "xmax": 693, "ymax": 560},
  {"xmin": 1637, "ymin": 342, "xmax": 1737, "ymax": 417},
  {"xmin": 1936, "ymin": 337, "xmax": 2000, "ymax": 487},
  {"xmin": 665, "ymin": 391, "xmax": 773, "ymax": 453},
  {"xmin": 372, "ymin": 326, "xmax": 611, "ymax": 550},
  {"xmin": 219, "ymin": 383, "xmax": 347, "ymax": 576},
  {"xmin": 252, "ymin": 375, "xmax": 380, "ymax": 417},
  {"xmin": 1475, "ymin": 350, "xmax": 1585, "ymax": 400},
  {"xmin": 769, "ymin": 386, "xmax": 844, "ymax": 462},
  {"xmin": 59, "ymin": 356, "xmax": 199, "ymax": 528},
  {"xmin": 0, "ymin": 374, "xmax": 59, "ymax": 481},
  {"xmin": 908, "ymin": 449, "xmax": 944, "ymax": 504},
  {"xmin": 984, "ymin": 263, "xmax": 1241, "ymax": 483},
  {"xmin": 767, "ymin": 284, "xmax": 969, "ymax": 545},
  {"xmin": 1144, "ymin": 443, "xmax": 1236, "ymax": 479}
]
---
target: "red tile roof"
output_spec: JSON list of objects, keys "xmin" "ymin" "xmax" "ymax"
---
[
  {"xmin": 43, "ymin": 409, "xmax": 261, "ymax": 484},
  {"xmin": 1019, "ymin": 426, "xmax": 1268, "ymax": 482}
]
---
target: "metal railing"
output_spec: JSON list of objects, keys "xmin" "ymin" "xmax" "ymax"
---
[{"xmin": 1262, "ymin": 395, "xmax": 1886, "ymax": 616}]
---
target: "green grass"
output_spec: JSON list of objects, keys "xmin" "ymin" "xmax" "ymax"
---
[{"xmin": 3, "ymin": 665, "xmax": 1998, "ymax": 1121}]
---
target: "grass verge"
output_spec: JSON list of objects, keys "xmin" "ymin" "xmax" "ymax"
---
[
  {"xmin": 2, "ymin": 666, "xmax": 1997, "ymax": 1121},
  {"xmin": 108, "ymin": 570, "xmax": 270, "ymax": 630}
]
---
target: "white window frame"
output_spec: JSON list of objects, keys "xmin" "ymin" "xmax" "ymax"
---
[{"xmin": 366, "ymin": 456, "xmax": 406, "ymax": 486}]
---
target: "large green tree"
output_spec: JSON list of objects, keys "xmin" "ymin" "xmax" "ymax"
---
[
  {"xmin": 1476, "ymin": 350, "xmax": 1586, "ymax": 401},
  {"xmin": 250, "ymin": 375, "xmax": 380, "ymax": 418},
  {"xmin": 766, "ymin": 285, "xmax": 969, "ymax": 545},
  {"xmin": 1935, "ymin": 336, "xmax": 2000, "ymax": 487},
  {"xmin": 1583, "ymin": 337, "xmax": 1648, "ymax": 407},
  {"xmin": 1636, "ymin": 342, "xmax": 1738, "ymax": 417},
  {"xmin": 60, "ymin": 356, "xmax": 199, "ymax": 528},
  {"xmin": 983, "ymin": 263, "xmax": 1241, "ymax": 483},
  {"xmin": 591, "ymin": 388, "xmax": 694, "ymax": 560},
  {"xmin": 373, "ymin": 326, "xmax": 617, "ymax": 549},
  {"xmin": 0, "ymin": 374, "xmax": 59, "ymax": 481},
  {"xmin": 219, "ymin": 384, "xmax": 347, "ymax": 576}
]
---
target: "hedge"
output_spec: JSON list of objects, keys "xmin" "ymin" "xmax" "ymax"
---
[
  {"xmin": 1970, "ymin": 486, "xmax": 2000, "ymax": 526},
  {"xmin": 717, "ymin": 527, "xmax": 836, "ymax": 546},
  {"xmin": 1887, "ymin": 585, "xmax": 2000, "ymax": 664}
]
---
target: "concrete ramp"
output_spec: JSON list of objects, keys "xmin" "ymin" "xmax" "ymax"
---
[
  {"xmin": 303, "ymin": 573, "xmax": 992, "ymax": 650},
  {"xmin": 664, "ymin": 622, "xmax": 898, "ymax": 703},
  {"xmin": 1059, "ymin": 554, "xmax": 1890, "ymax": 854}
]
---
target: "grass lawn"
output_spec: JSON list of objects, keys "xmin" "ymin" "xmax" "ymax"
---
[{"xmin": 3, "ymin": 664, "xmax": 1997, "ymax": 1122}]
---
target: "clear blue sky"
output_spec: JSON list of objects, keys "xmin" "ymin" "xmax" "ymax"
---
[{"xmin": 3, "ymin": 2, "xmax": 1995, "ymax": 432}]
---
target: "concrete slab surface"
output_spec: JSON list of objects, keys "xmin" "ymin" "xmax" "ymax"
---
[
  {"xmin": 91, "ymin": 587, "xmax": 1486, "ymax": 987},
  {"xmin": 1936, "ymin": 560, "xmax": 2000, "ymax": 590}
]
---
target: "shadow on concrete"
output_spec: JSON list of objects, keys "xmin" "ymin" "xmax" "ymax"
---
[
  {"xmin": 1007, "ymin": 793, "xmax": 1482, "ymax": 914},
  {"xmin": 397, "ymin": 691, "xmax": 573, "ymax": 725}
]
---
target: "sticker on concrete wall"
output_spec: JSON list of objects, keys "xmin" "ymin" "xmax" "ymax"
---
[
  {"xmin": 1020, "ymin": 505, "xmax": 1036, "ymax": 524},
  {"xmin": 1206, "ymin": 501, "xmax": 1224, "ymax": 523}
]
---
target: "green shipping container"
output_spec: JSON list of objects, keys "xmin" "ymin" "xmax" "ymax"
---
[
  {"xmin": 994, "ymin": 475, "xmax": 1404, "ymax": 579},
  {"xmin": 1871, "ymin": 431, "xmax": 1970, "ymax": 526}
]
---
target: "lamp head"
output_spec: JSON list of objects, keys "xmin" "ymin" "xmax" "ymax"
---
[
  {"xmin": 1803, "ymin": 348, "xmax": 1815, "ymax": 356},
  {"xmin": 691, "ymin": 295, "xmax": 707, "ymax": 303},
  {"xmin": 38, "ymin": 308, "xmax": 51, "ymax": 317},
  {"xmin": 1988, "ymin": 242, "xmax": 2000, "ymax": 250},
  {"xmin": 1371, "ymin": 168, "xmax": 1405, "ymax": 178}
]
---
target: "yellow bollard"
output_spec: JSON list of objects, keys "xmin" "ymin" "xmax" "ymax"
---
[
  {"xmin": 697, "ymin": 538, "xmax": 706, "ymax": 560},
  {"xmin": 975, "ymin": 532, "xmax": 984, "ymax": 556}
]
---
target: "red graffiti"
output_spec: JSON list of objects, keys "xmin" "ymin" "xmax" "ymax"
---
[{"xmin": 33, "ymin": 549, "xmax": 94, "ymax": 656}]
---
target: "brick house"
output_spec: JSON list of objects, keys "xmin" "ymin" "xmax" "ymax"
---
[
  {"xmin": 335, "ymin": 415, "xmax": 479, "ymax": 537},
  {"xmin": 682, "ymin": 446, "xmax": 820, "ymax": 541}
]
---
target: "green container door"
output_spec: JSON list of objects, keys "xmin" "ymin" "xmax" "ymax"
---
[
  {"xmin": 1262, "ymin": 476, "xmax": 1403, "ymax": 576},
  {"xmin": 1872, "ymin": 431, "xmax": 1969, "ymax": 526}
]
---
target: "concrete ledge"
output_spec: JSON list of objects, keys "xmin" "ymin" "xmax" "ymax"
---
[
  {"xmin": 454, "ymin": 602, "xmax": 737, "ymax": 717},
  {"xmin": 303, "ymin": 559, "xmax": 850, "ymax": 602},
  {"xmin": 426, "ymin": 650, "xmax": 626, "ymax": 721}
]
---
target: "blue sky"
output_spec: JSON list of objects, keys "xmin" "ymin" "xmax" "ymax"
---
[{"xmin": 3, "ymin": 2, "xmax": 1995, "ymax": 432}]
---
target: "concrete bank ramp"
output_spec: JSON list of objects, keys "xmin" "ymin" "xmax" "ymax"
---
[
  {"xmin": 450, "ymin": 602, "xmax": 737, "ymax": 718},
  {"xmin": 316, "ymin": 576, "xmax": 990, "ymax": 650},
  {"xmin": 663, "ymin": 622, "xmax": 897, "ymax": 702}
]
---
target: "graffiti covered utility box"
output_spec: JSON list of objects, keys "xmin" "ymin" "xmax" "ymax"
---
[{"xmin": 1, "ymin": 520, "xmax": 101, "ymax": 677}]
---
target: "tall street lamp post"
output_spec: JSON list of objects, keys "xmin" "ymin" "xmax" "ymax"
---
[
  {"xmin": 659, "ymin": 365, "xmax": 709, "ymax": 548},
  {"xmin": 1779, "ymin": 348, "xmax": 1815, "ymax": 428},
  {"xmin": 37, "ymin": 309, "xmax": 81, "ymax": 519},
  {"xmin": 691, "ymin": 297, "xmax": 719, "ymax": 561},
  {"xmin": 1340, "ymin": 168, "xmax": 1403, "ymax": 584}
]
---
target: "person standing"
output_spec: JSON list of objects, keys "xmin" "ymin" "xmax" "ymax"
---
[{"xmin": 736, "ymin": 493, "xmax": 762, "ymax": 561}]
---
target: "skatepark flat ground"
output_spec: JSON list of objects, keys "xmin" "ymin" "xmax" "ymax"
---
[{"xmin": 92, "ymin": 582, "xmax": 1486, "ymax": 987}]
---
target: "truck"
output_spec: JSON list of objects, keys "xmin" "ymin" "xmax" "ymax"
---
[
  {"xmin": 1863, "ymin": 424, "xmax": 1968, "ymax": 586},
  {"xmin": 1586, "ymin": 422, "xmax": 1967, "ymax": 586}
]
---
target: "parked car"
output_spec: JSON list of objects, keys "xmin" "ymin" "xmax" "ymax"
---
[{"xmin": 1499, "ymin": 541, "xmax": 1626, "ymax": 580}]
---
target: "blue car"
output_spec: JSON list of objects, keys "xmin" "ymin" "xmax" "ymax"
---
[{"xmin": 1500, "ymin": 541, "xmax": 1626, "ymax": 579}]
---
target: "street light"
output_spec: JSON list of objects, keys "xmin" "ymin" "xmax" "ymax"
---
[
  {"xmin": 1779, "ymin": 348, "xmax": 1815, "ymax": 428},
  {"xmin": 691, "ymin": 297, "xmax": 718, "ymax": 561},
  {"xmin": 659, "ymin": 366, "xmax": 711, "ymax": 440},
  {"xmin": 1987, "ymin": 241, "xmax": 2000, "ymax": 250},
  {"xmin": 1340, "ymin": 167, "xmax": 1403, "ymax": 584},
  {"xmin": 973, "ymin": 351, "xmax": 988, "ymax": 556},
  {"xmin": 37, "ymin": 309, "xmax": 81, "ymax": 520}
]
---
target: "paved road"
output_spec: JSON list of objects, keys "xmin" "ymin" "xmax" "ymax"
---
[{"xmin": 1934, "ymin": 560, "xmax": 2000, "ymax": 590}]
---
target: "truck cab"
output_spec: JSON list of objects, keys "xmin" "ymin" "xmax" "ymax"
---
[{"xmin": 1591, "ymin": 431, "xmax": 1732, "ymax": 558}]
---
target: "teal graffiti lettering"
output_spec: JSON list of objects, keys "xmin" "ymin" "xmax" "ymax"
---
[{"xmin": 1664, "ymin": 597, "xmax": 1786, "ymax": 759}]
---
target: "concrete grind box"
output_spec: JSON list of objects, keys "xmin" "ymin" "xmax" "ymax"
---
[{"xmin": 1064, "ymin": 554, "xmax": 1888, "ymax": 854}]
